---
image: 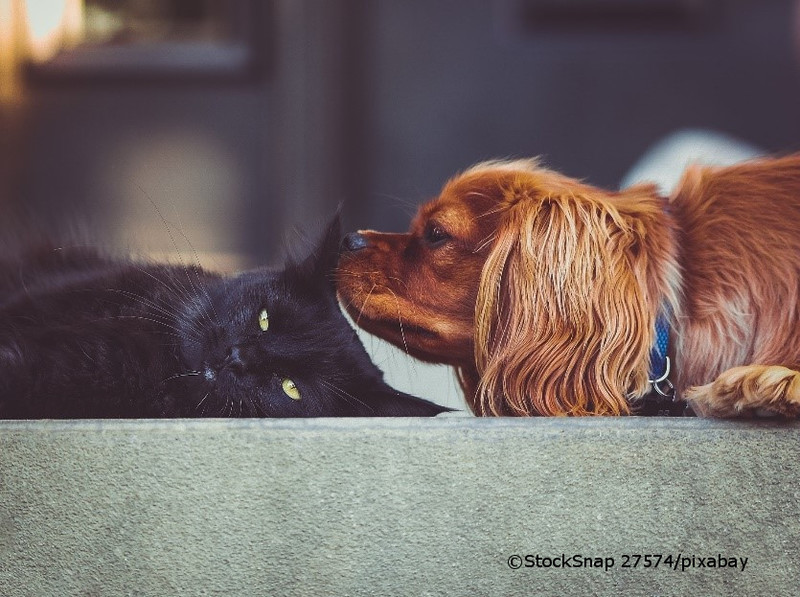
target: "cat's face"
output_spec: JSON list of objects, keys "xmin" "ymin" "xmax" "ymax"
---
[{"xmin": 177, "ymin": 218, "xmax": 447, "ymax": 417}]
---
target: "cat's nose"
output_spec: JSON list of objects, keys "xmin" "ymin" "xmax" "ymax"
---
[
  {"xmin": 342, "ymin": 232, "xmax": 369, "ymax": 252},
  {"xmin": 223, "ymin": 346, "xmax": 245, "ymax": 371}
]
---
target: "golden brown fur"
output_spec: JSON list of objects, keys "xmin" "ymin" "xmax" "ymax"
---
[{"xmin": 337, "ymin": 154, "xmax": 800, "ymax": 417}]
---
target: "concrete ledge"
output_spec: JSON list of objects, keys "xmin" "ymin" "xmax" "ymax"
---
[{"xmin": 1, "ymin": 418, "xmax": 798, "ymax": 596}]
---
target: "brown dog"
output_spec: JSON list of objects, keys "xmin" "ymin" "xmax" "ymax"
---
[{"xmin": 337, "ymin": 155, "xmax": 800, "ymax": 417}]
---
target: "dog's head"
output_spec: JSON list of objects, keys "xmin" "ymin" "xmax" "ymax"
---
[{"xmin": 337, "ymin": 160, "xmax": 678, "ymax": 416}]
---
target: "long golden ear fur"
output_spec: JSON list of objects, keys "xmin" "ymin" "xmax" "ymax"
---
[{"xmin": 473, "ymin": 183, "xmax": 674, "ymax": 416}]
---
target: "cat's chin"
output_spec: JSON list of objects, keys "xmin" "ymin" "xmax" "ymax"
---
[{"xmin": 211, "ymin": 367, "xmax": 254, "ymax": 404}]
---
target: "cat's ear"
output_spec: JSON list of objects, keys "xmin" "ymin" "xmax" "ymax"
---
[
  {"xmin": 368, "ymin": 388, "xmax": 454, "ymax": 417},
  {"xmin": 290, "ymin": 212, "xmax": 342, "ymax": 288}
]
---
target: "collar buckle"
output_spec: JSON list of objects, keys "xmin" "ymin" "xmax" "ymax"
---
[{"xmin": 649, "ymin": 356, "xmax": 675, "ymax": 398}]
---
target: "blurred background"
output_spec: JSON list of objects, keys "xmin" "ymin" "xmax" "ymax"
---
[{"xmin": 1, "ymin": 0, "xmax": 800, "ymax": 408}]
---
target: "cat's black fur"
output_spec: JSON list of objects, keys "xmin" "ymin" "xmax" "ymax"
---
[{"xmin": 0, "ymin": 218, "xmax": 448, "ymax": 418}]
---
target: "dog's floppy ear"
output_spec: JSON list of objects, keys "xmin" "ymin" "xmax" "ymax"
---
[{"xmin": 473, "ymin": 184, "xmax": 671, "ymax": 416}]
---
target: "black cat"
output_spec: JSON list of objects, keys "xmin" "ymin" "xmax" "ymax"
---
[{"xmin": 0, "ymin": 217, "xmax": 448, "ymax": 418}]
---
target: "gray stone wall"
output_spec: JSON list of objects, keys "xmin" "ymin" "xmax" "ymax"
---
[{"xmin": 1, "ymin": 417, "xmax": 797, "ymax": 596}]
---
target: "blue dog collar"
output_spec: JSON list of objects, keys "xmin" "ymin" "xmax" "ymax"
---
[{"xmin": 648, "ymin": 311, "xmax": 674, "ymax": 398}]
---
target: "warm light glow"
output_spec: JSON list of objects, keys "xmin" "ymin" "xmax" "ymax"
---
[
  {"xmin": 0, "ymin": 0, "xmax": 26, "ymax": 100},
  {"xmin": 0, "ymin": 0, "xmax": 84, "ymax": 100},
  {"xmin": 24, "ymin": 0, "xmax": 83, "ymax": 62},
  {"xmin": 26, "ymin": 0, "xmax": 65, "ymax": 41}
]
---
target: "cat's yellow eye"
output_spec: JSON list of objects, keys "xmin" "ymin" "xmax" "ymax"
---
[
  {"xmin": 281, "ymin": 378, "xmax": 301, "ymax": 400},
  {"xmin": 258, "ymin": 308, "xmax": 269, "ymax": 332}
]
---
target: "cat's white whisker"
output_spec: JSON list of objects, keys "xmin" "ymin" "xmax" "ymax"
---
[
  {"xmin": 130, "ymin": 264, "xmax": 195, "ymax": 307},
  {"xmin": 161, "ymin": 371, "xmax": 201, "ymax": 383},
  {"xmin": 243, "ymin": 394, "xmax": 266, "ymax": 417},
  {"xmin": 168, "ymin": 203, "xmax": 219, "ymax": 324},
  {"xmin": 196, "ymin": 392, "xmax": 210, "ymax": 415},
  {"xmin": 137, "ymin": 184, "xmax": 217, "ymax": 329},
  {"xmin": 93, "ymin": 314, "xmax": 193, "ymax": 338},
  {"xmin": 320, "ymin": 379, "xmax": 374, "ymax": 414},
  {"xmin": 104, "ymin": 288, "xmax": 204, "ymax": 337}
]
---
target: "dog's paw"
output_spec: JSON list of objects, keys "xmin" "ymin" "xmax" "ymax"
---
[
  {"xmin": 685, "ymin": 365, "xmax": 800, "ymax": 418},
  {"xmin": 684, "ymin": 382, "xmax": 738, "ymax": 417}
]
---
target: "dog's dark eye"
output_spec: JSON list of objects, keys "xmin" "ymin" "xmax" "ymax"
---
[{"xmin": 424, "ymin": 223, "xmax": 451, "ymax": 247}]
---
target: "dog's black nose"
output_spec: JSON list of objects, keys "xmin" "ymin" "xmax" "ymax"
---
[{"xmin": 342, "ymin": 232, "xmax": 369, "ymax": 252}]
